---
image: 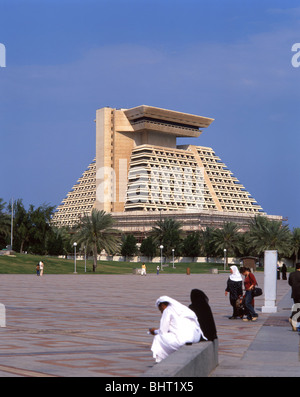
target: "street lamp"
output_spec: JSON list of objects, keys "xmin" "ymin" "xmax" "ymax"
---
[
  {"xmin": 84, "ymin": 245, "xmax": 87, "ymax": 273},
  {"xmin": 224, "ymin": 248, "xmax": 227, "ymax": 271},
  {"xmin": 160, "ymin": 245, "xmax": 164, "ymax": 271},
  {"xmin": 10, "ymin": 198, "xmax": 13, "ymax": 251},
  {"xmin": 73, "ymin": 242, "xmax": 77, "ymax": 274},
  {"xmin": 172, "ymin": 248, "xmax": 175, "ymax": 269}
]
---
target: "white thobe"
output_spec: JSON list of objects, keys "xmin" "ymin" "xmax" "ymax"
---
[{"xmin": 151, "ymin": 297, "xmax": 206, "ymax": 362}]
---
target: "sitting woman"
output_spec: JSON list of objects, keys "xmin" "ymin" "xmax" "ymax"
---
[
  {"xmin": 149, "ymin": 296, "xmax": 207, "ymax": 363},
  {"xmin": 189, "ymin": 289, "xmax": 218, "ymax": 340}
]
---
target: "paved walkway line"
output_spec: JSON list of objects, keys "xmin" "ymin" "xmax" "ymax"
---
[{"xmin": 0, "ymin": 364, "xmax": 57, "ymax": 377}]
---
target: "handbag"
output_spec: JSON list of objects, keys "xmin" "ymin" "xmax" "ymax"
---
[
  {"xmin": 249, "ymin": 273, "xmax": 263, "ymax": 297},
  {"xmin": 252, "ymin": 287, "xmax": 263, "ymax": 297}
]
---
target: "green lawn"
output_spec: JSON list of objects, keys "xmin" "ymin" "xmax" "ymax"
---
[{"xmin": 0, "ymin": 253, "xmax": 233, "ymax": 275}]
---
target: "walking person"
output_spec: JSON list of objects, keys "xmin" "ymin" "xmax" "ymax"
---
[
  {"xmin": 277, "ymin": 264, "xmax": 281, "ymax": 280},
  {"xmin": 225, "ymin": 265, "xmax": 243, "ymax": 319},
  {"xmin": 281, "ymin": 263, "xmax": 287, "ymax": 280},
  {"xmin": 39, "ymin": 261, "xmax": 44, "ymax": 276},
  {"xmin": 288, "ymin": 263, "xmax": 300, "ymax": 331},
  {"xmin": 141, "ymin": 263, "xmax": 146, "ymax": 276},
  {"xmin": 240, "ymin": 267, "xmax": 258, "ymax": 322}
]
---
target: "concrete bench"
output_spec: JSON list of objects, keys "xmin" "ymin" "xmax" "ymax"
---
[{"xmin": 142, "ymin": 339, "xmax": 218, "ymax": 377}]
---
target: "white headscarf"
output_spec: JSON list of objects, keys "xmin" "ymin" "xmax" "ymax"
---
[{"xmin": 229, "ymin": 265, "xmax": 242, "ymax": 282}]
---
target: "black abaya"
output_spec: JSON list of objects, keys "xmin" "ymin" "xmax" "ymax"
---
[{"xmin": 189, "ymin": 289, "xmax": 218, "ymax": 341}]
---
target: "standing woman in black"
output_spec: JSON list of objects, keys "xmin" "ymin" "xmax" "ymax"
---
[{"xmin": 225, "ymin": 265, "xmax": 243, "ymax": 319}]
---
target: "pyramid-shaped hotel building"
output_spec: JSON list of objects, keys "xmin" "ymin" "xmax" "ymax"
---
[{"xmin": 51, "ymin": 105, "xmax": 282, "ymax": 235}]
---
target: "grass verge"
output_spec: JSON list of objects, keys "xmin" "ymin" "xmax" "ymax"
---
[{"xmin": 0, "ymin": 253, "xmax": 234, "ymax": 275}]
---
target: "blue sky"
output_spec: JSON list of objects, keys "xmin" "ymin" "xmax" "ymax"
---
[{"xmin": 0, "ymin": 0, "xmax": 299, "ymax": 229}]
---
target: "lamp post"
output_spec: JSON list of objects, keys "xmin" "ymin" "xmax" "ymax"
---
[
  {"xmin": 160, "ymin": 245, "xmax": 164, "ymax": 271},
  {"xmin": 172, "ymin": 248, "xmax": 175, "ymax": 269},
  {"xmin": 84, "ymin": 245, "xmax": 87, "ymax": 273},
  {"xmin": 10, "ymin": 198, "xmax": 13, "ymax": 251},
  {"xmin": 224, "ymin": 248, "xmax": 227, "ymax": 271},
  {"xmin": 73, "ymin": 242, "xmax": 77, "ymax": 274}
]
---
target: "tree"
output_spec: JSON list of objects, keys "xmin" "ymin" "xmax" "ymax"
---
[
  {"xmin": 291, "ymin": 228, "xmax": 300, "ymax": 265},
  {"xmin": 211, "ymin": 222, "xmax": 242, "ymax": 266},
  {"xmin": 140, "ymin": 236, "xmax": 157, "ymax": 259},
  {"xmin": 151, "ymin": 217, "xmax": 183, "ymax": 258},
  {"xmin": 121, "ymin": 234, "xmax": 137, "ymax": 259},
  {"xmin": 181, "ymin": 232, "xmax": 201, "ymax": 260},
  {"xmin": 46, "ymin": 227, "xmax": 65, "ymax": 256},
  {"xmin": 247, "ymin": 216, "xmax": 292, "ymax": 258},
  {"xmin": 45, "ymin": 226, "xmax": 73, "ymax": 257},
  {"xmin": 74, "ymin": 209, "xmax": 120, "ymax": 272},
  {"xmin": 234, "ymin": 231, "xmax": 254, "ymax": 258},
  {"xmin": 200, "ymin": 227, "xmax": 216, "ymax": 260},
  {"xmin": 11, "ymin": 199, "xmax": 31, "ymax": 253},
  {"xmin": 9, "ymin": 200, "xmax": 55, "ymax": 254},
  {"xmin": 27, "ymin": 203, "xmax": 55, "ymax": 254}
]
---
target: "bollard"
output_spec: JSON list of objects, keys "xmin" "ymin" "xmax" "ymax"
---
[
  {"xmin": 262, "ymin": 250, "xmax": 278, "ymax": 313},
  {"xmin": 0, "ymin": 304, "xmax": 6, "ymax": 327},
  {"xmin": 186, "ymin": 267, "xmax": 191, "ymax": 275}
]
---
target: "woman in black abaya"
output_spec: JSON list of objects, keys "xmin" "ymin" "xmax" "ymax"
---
[
  {"xmin": 225, "ymin": 265, "xmax": 243, "ymax": 319},
  {"xmin": 189, "ymin": 289, "xmax": 218, "ymax": 341}
]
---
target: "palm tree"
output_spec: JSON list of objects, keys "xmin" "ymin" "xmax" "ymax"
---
[
  {"xmin": 290, "ymin": 228, "xmax": 300, "ymax": 265},
  {"xmin": 211, "ymin": 222, "xmax": 242, "ymax": 266},
  {"xmin": 200, "ymin": 227, "xmax": 216, "ymax": 260},
  {"xmin": 247, "ymin": 216, "xmax": 292, "ymax": 258},
  {"xmin": 235, "ymin": 230, "xmax": 253, "ymax": 257},
  {"xmin": 151, "ymin": 217, "xmax": 183, "ymax": 258},
  {"xmin": 74, "ymin": 209, "xmax": 120, "ymax": 272},
  {"xmin": 56, "ymin": 226, "xmax": 73, "ymax": 258}
]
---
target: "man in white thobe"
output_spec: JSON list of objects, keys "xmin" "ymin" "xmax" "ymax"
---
[{"xmin": 149, "ymin": 296, "xmax": 207, "ymax": 363}]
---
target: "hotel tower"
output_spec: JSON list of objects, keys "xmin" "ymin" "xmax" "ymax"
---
[{"xmin": 51, "ymin": 105, "xmax": 282, "ymax": 235}]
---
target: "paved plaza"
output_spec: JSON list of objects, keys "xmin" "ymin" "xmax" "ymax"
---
[{"xmin": 0, "ymin": 272, "xmax": 297, "ymax": 377}]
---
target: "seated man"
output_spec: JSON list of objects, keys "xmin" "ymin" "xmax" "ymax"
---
[{"xmin": 149, "ymin": 296, "xmax": 207, "ymax": 363}]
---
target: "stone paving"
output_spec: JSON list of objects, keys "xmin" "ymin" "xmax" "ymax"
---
[{"xmin": 0, "ymin": 272, "xmax": 293, "ymax": 377}]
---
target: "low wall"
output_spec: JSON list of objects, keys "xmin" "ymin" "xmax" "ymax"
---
[
  {"xmin": 63, "ymin": 254, "xmax": 294, "ymax": 268},
  {"xmin": 70, "ymin": 254, "xmax": 241, "ymax": 264},
  {"xmin": 142, "ymin": 339, "xmax": 218, "ymax": 377},
  {"xmin": 101, "ymin": 256, "xmax": 240, "ymax": 264}
]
